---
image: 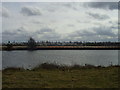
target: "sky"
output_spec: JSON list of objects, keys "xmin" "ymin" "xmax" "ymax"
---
[{"xmin": 1, "ymin": 1, "xmax": 119, "ymax": 42}]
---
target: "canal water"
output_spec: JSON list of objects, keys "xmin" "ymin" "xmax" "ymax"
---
[{"xmin": 1, "ymin": 50, "xmax": 119, "ymax": 69}]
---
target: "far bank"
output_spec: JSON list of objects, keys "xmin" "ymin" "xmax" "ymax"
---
[{"xmin": 1, "ymin": 46, "xmax": 120, "ymax": 51}]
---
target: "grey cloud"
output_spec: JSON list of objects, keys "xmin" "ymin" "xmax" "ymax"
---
[
  {"xmin": 3, "ymin": 28, "xmax": 27, "ymax": 37},
  {"xmin": 109, "ymin": 21, "xmax": 118, "ymax": 25},
  {"xmin": 61, "ymin": 3, "xmax": 78, "ymax": 10},
  {"xmin": 47, "ymin": 3, "xmax": 77, "ymax": 11},
  {"xmin": 47, "ymin": 8, "xmax": 56, "ymax": 12},
  {"xmin": 36, "ymin": 28, "xmax": 54, "ymax": 34},
  {"xmin": 3, "ymin": 35, "xmax": 28, "ymax": 42},
  {"xmin": 31, "ymin": 20, "xmax": 44, "ymax": 25},
  {"xmin": 108, "ymin": 21, "xmax": 118, "ymax": 30},
  {"xmin": 67, "ymin": 31, "xmax": 96, "ymax": 41},
  {"xmin": 16, "ymin": 27, "xmax": 26, "ymax": 32},
  {"xmin": 2, "ymin": 31, "xmax": 17, "ymax": 36},
  {"xmin": 62, "ymin": 3, "xmax": 72, "ymax": 8},
  {"xmin": 2, "ymin": 27, "xmax": 31, "ymax": 42},
  {"xmin": 111, "ymin": 26, "xmax": 118, "ymax": 29},
  {"xmin": 45, "ymin": 6, "xmax": 56, "ymax": 12},
  {"xmin": 68, "ymin": 26, "xmax": 117, "ymax": 41},
  {"xmin": 80, "ymin": 30, "xmax": 96, "ymax": 36},
  {"xmin": 68, "ymin": 32, "xmax": 78, "ymax": 38},
  {"xmin": 34, "ymin": 28, "xmax": 61, "ymax": 41},
  {"xmin": 84, "ymin": 2, "xmax": 118, "ymax": 10},
  {"xmin": 40, "ymin": 28, "xmax": 53, "ymax": 33},
  {"xmin": 67, "ymin": 24, "xmax": 75, "ymax": 27},
  {"xmin": 32, "ymin": 21, "xmax": 42, "ymax": 24},
  {"xmin": 93, "ymin": 26, "xmax": 117, "ymax": 37},
  {"xmin": 2, "ymin": 7, "xmax": 10, "ymax": 18},
  {"xmin": 21, "ymin": 6, "xmax": 42, "ymax": 16},
  {"xmin": 2, "ymin": 27, "xmax": 62, "ymax": 42},
  {"xmin": 87, "ymin": 12, "xmax": 110, "ymax": 20},
  {"xmin": 2, "ymin": 25, "xmax": 117, "ymax": 42},
  {"xmin": 69, "ymin": 30, "xmax": 96, "ymax": 38},
  {"xmin": 77, "ymin": 20, "xmax": 90, "ymax": 24},
  {"xmin": 2, "ymin": 30, "xmax": 24, "ymax": 42},
  {"xmin": 41, "ymin": 33, "xmax": 61, "ymax": 40}
]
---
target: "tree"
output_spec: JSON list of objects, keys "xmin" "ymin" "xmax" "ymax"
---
[
  {"xmin": 27, "ymin": 37, "xmax": 36, "ymax": 50},
  {"xmin": 6, "ymin": 41, "xmax": 13, "ymax": 50}
]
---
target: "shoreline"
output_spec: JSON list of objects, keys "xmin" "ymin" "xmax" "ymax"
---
[
  {"xmin": 3, "ymin": 63, "xmax": 120, "ymax": 71},
  {"xmin": 1, "ymin": 46, "xmax": 120, "ymax": 51}
]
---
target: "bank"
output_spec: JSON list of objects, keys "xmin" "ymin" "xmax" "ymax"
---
[
  {"xmin": 2, "ymin": 64, "xmax": 119, "ymax": 88},
  {"xmin": 1, "ymin": 46, "xmax": 120, "ymax": 50}
]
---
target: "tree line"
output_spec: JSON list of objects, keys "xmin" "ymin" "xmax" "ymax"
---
[{"xmin": 2, "ymin": 37, "xmax": 120, "ymax": 50}]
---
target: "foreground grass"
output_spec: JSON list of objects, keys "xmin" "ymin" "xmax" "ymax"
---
[{"xmin": 2, "ymin": 64, "xmax": 119, "ymax": 88}]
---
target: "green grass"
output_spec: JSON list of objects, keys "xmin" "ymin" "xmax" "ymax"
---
[{"xmin": 2, "ymin": 64, "xmax": 119, "ymax": 88}]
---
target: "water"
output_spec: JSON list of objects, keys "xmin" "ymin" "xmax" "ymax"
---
[{"xmin": 2, "ymin": 50, "xmax": 119, "ymax": 69}]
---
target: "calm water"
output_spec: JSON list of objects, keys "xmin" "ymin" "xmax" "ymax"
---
[{"xmin": 2, "ymin": 50, "xmax": 119, "ymax": 69}]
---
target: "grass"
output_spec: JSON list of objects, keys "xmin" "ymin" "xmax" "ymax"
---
[{"xmin": 2, "ymin": 63, "xmax": 120, "ymax": 88}]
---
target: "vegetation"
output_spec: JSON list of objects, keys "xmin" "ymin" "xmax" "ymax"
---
[
  {"xmin": 6, "ymin": 41, "xmax": 13, "ymax": 50},
  {"xmin": 2, "ymin": 63, "xmax": 119, "ymax": 88},
  {"xmin": 1, "ymin": 38, "xmax": 120, "ymax": 50},
  {"xmin": 27, "ymin": 37, "xmax": 36, "ymax": 50},
  {"xmin": 2, "ymin": 39, "xmax": 120, "ymax": 47}
]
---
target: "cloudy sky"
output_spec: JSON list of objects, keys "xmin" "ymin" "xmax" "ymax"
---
[{"xmin": 2, "ymin": 2, "xmax": 119, "ymax": 42}]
